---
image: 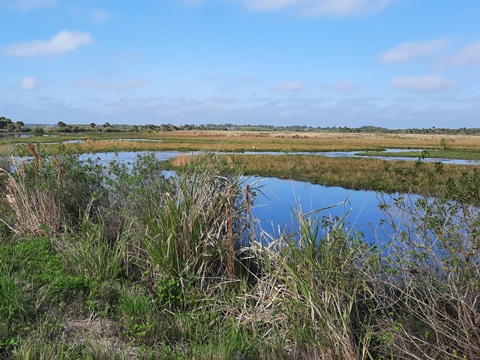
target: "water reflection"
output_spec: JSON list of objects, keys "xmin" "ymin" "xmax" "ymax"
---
[
  {"xmin": 79, "ymin": 151, "xmax": 180, "ymax": 164},
  {"xmin": 246, "ymin": 176, "xmax": 392, "ymax": 243},
  {"xmin": 243, "ymin": 149, "xmax": 480, "ymax": 165}
]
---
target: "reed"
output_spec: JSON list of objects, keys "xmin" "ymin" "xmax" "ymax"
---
[
  {"xmin": 2, "ymin": 164, "xmax": 65, "ymax": 236},
  {"xmin": 138, "ymin": 163, "xmax": 250, "ymax": 282},
  {"xmin": 1, "ymin": 144, "xmax": 108, "ymax": 236}
]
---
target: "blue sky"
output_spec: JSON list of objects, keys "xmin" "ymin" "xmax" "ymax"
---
[{"xmin": 1, "ymin": 0, "xmax": 480, "ymax": 128}]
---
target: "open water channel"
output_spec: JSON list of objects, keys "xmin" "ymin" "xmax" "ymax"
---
[{"xmin": 81, "ymin": 151, "xmax": 421, "ymax": 244}]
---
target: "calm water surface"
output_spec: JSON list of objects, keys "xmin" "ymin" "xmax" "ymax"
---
[
  {"xmin": 245, "ymin": 176, "xmax": 394, "ymax": 243},
  {"xmin": 86, "ymin": 151, "xmax": 397, "ymax": 242}
]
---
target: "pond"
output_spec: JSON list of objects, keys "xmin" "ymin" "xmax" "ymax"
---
[{"xmin": 245, "ymin": 176, "xmax": 395, "ymax": 244}]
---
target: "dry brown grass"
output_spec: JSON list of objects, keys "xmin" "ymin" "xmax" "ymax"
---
[
  {"xmin": 170, "ymin": 153, "xmax": 195, "ymax": 167},
  {"xmin": 155, "ymin": 130, "xmax": 480, "ymax": 151},
  {"xmin": 1, "ymin": 159, "xmax": 65, "ymax": 236},
  {"xmin": 6, "ymin": 130, "xmax": 480, "ymax": 155}
]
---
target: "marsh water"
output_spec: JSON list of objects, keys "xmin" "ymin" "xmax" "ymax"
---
[
  {"xmin": 246, "ymin": 176, "xmax": 394, "ymax": 243},
  {"xmin": 84, "ymin": 151, "xmax": 399, "ymax": 243}
]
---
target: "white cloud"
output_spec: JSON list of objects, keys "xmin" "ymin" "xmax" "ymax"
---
[
  {"xmin": 238, "ymin": 0, "xmax": 391, "ymax": 16},
  {"xmin": 391, "ymin": 73, "xmax": 455, "ymax": 93},
  {"xmin": 379, "ymin": 38, "xmax": 445, "ymax": 63},
  {"xmin": 443, "ymin": 40, "xmax": 480, "ymax": 67},
  {"xmin": 327, "ymin": 79, "xmax": 361, "ymax": 93},
  {"xmin": 273, "ymin": 81, "xmax": 305, "ymax": 91},
  {"xmin": 18, "ymin": 76, "xmax": 37, "ymax": 90},
  {"xmin": 72, "ymin": 78, "xmax": 147, "ymax": 92},
  {"xmin": 5, "ymin": 30, "xmax": 92, "ymax": 57},
  {"xmin": 5, "ymin": 0, "xmax": 55, "ymax": 10},
  {"xmin": 91, "ymin": 8, "xmax": 110, "ymax": 22}
]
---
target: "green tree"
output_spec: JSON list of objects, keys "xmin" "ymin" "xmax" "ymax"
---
[
  {"xmin": 0, "ymin": 116, "xmax": 13, "ymax": 130},
  {"xmin": 15, "ymin": 121, "xmax": 25, "ymax": 131}
]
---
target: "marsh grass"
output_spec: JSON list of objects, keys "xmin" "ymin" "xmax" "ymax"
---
[
  {"xmin": 214, "ymin": 153, "xmax": 476, "ymax": 197},
  {"xmin": 5, "ymin": 130, "xmax": 480, "ymax": 157},
  {"xmin": 139, "ymin": 158, "xmax": 250, "ymax": 282},
  {"xmin": 357, "ymin": 148, "xmax": 480, "ymax": 161},
  {"xmin": 157, "ymin": 130, "xmax": 480, "ymax": 152},
  {"xmin": 3, "ymin": 168, "xmax": 65, "ymax": 236}
]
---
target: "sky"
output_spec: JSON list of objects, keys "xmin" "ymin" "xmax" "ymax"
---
[{"xmin": 1, "ymin": 0, "xmax": 480, "ymax": 129}]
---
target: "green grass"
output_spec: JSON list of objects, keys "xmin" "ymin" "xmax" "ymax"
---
[
  {"xmin": 215, "ymin": 153, "xmax": 480, "ymax": 198},
  {"xmin": 356, "ymin": 148, "xmax": 480, "ymax": 160}
]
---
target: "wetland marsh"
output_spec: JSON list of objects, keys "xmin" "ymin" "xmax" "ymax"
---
[{"xmin": 1, "ymin": 129, "xmax": 480, "ymax": 359}]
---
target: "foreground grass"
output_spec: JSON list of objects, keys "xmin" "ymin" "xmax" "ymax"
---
[{"xmin": 0, "ymin": 151, "xmax": 479, "ymax": 359}]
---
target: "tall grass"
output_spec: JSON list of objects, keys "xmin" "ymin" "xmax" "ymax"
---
[
  {"xmin": 139, "ymin": 167, "xmax": 248, "ymax": 281},
  {"xmin": 1, "ymin": 144, "xmax": 108, "ymax": 236}
]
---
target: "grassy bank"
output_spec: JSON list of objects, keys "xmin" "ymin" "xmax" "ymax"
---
[
  {"xmin": 196, "ymin": 153, "xmax": 479, "ymax": 199},
  {"xmin": 0, "ymin": 150, "xmax": 479, "ymax": 359},
  {"xmin": 356, "ymin": 149, "xmax": 480, "ymax": 161}
]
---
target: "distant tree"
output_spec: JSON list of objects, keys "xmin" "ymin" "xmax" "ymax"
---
[
  {"xmin": 103, "ymin": 122, "xmax": 111, "ymax": 127},
  {"xmin": 0, "ymin": 116, "xmax": 13, "ymax": 130},
  {"xmin": 15, "ymin": 121, "xmax": 25, "ymax": 131},
  {"xmin": 32, "ymin": 126, "xmax": 44, "ymax": 135},
  {"xmin": 90, "ymin": 123, "xmax": 96, "ymax": 129},
  {"xmin": 57, "ymin": 121, "xmax": 67, "ymax": 128}
]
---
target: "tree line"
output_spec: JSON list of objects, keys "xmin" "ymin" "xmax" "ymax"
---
[{"xmin": 2, "ymin": 116, "xmax": 480, "ymax": 135}]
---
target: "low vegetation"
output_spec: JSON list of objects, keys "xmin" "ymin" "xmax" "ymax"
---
[
  {"xmin": 3, "ymin": 129, "xmax": 480, "ymax": 157},
  {"xmin": 0, "ymin": 146, "xmax": 479, "ymax": 359}
]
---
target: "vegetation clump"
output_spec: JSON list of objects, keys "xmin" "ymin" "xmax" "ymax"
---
[{"xmin": 0, "ymin": 147, "xmax": 479, "ymax": 359}]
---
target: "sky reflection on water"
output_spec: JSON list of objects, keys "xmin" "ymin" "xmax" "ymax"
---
[{"xmin": 245, "ymin": 176, "xmax": 394, "ymax": 244}]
